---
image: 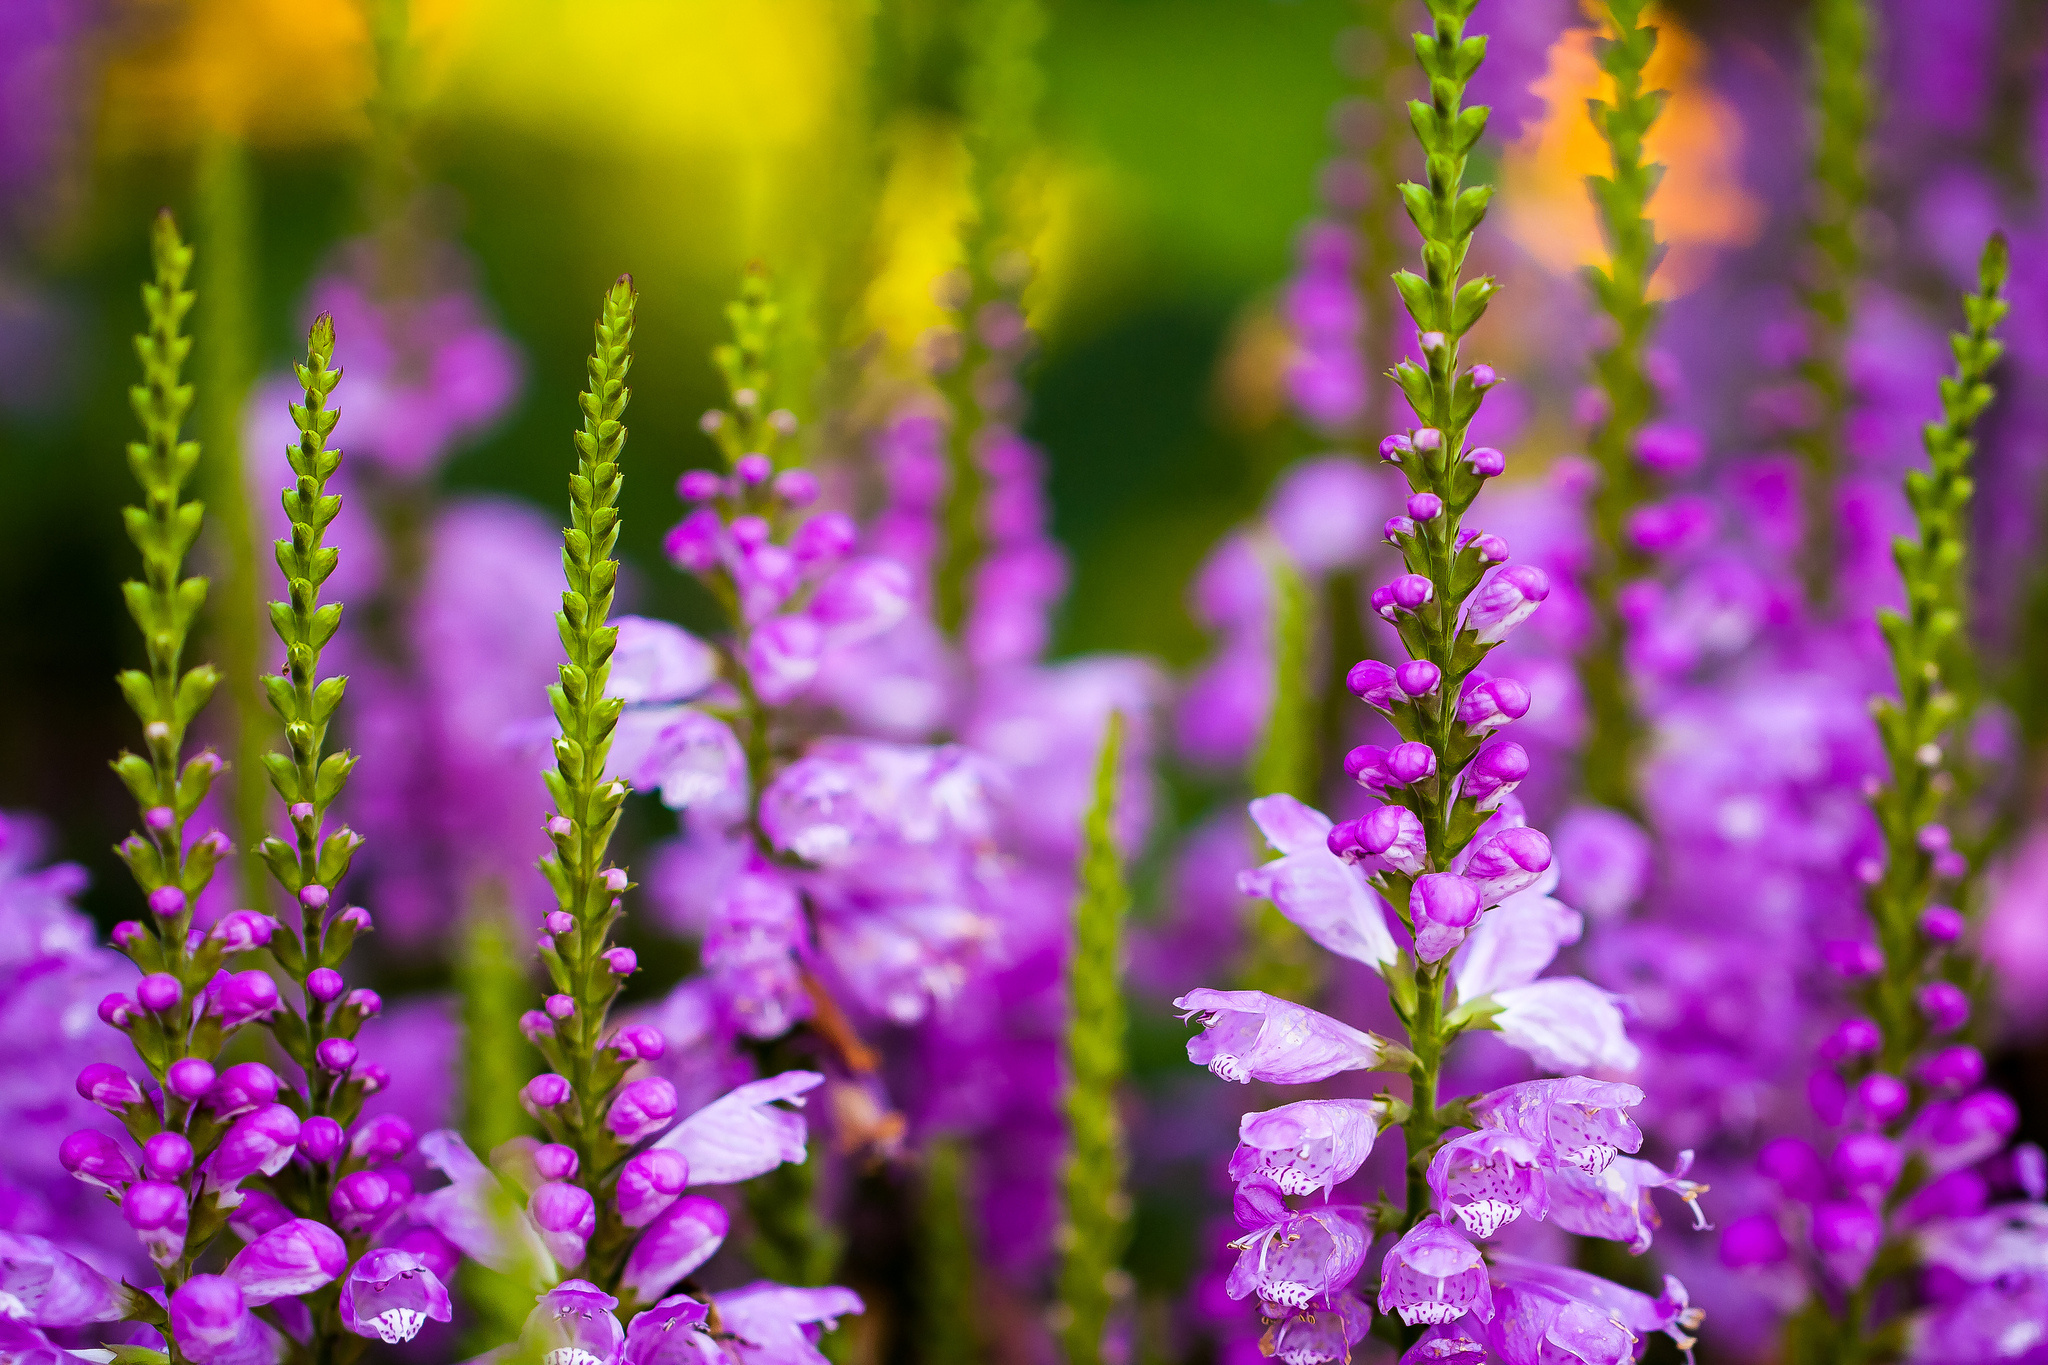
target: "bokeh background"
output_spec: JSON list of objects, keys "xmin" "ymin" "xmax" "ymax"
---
[{"xmin": 5, "ymin": 0, "xmax": 2048, "ymax": 1356}]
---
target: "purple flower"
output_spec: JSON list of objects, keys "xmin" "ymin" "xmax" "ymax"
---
[
  {"xmin": 413, "ymin": 1129, "xmax": 554, "ymax": 1276},
  {"xmin": 609, "ymin": 1077, "xmax": 681, "ymax": 1145},
  {"xmin": 1463, "ymin": 564, "xmax": 1550, "ymax": 644},
  {"xmin": 338, "ymin": 1247, "xmax": 453, "ymax": 1344},
  {"xmin": 609, "ymin": 616, "xmax": 719, "ymax": 704},
  {"xmin": 532, "ymin": 1180, "xmax": 599, "ymax": 1269},
  {"xmin": 1427, "ymin": 1129, "xmax": 1549, "ymax": 1239},
  {"xmin": 714, "ymin": 1282, "xmax": 865, "ymax": 1365},
  {"xmin": 620, "ymin": 1195, "xmax": 729, "ymax": 1305},
  {"xmin": 610, "ymin": 706, "xmax": 749, "ymax": 819},
  {"xmin": 1458, "ymin": 827, "xmax": 1553, "ymax": 906},
  {"xmin": 654, "ymin": 1072, "xmax": 821, "ymax": 1185},
  {"xmin": 1378, "ymin": 1215, "xmax": 1493, "ymax": 1327},
  {"xmin": 1235, "ymin": 796, "xmax": 1401, "ymax": 972},
  {"xmin": 167, "ymin": 1274, "xmax": 259, "ymax": 1365},
  {"xmin": 1224, "ymin": 1182, "xmax": 1371, "ymax": 1308},
  {"xmin": 622, "ymin": 1295, "xmax": 714, "ymax": 1363},
  {"xmin": 1410, "ymin": 874, "xmax": 1483, "ymax": 962},
  {"xmin": 1173, "ymin": 989, "xmax": 1386, "ymax": 1084},
  {"xmin": 1472, "ymin": 1079, "xmax": 1645, "ymax": 1175},
  {"xmin": 809, "ymin": 559, "xmax": 913, "ymax": 647},
  {"xmin": 616, "ymin": 1148, "xmax": 691, "ymax": 1228},
  {"xmin": 1447, "ymin": 869, "xmax": 1580, "ymax": 1000},
  {"xmin": 0, "ymin": 1231, "xmax": 128, "ymax": 1326},
  {"xmin": 224, "ymin": 1218, "xmax": 347, "ymax": 1303},
  {"xmin": 521, "ymin": 1278, "xmax": 625, "ymax": 1364},
  {"xmin": 1546, "ymin": 1152, "xmax": 1709, "ymax": 1252},
  {"xmin": 1552, "ymin": 808, "xmax": 1653, "ymax": 920},
  {"xmin": 121, "ymin": 1181, "xmax": 188, "ymax": 1267},
  {"xmin": 1486, "ymin": 978, "xmax": 1641, "ymax": 1073},
  {"xmin": 1227, "ymin": 1098, "xmax": 1382, "ymax": 1197},
  {"xmin": 1264, "ymin": 1291, "xmax": 1373, "ymax": 1365},
  {"xmin": 701, "ymin": 859, "xmax": 811, "ymax": 1040},
  {"xmin": 1488, "ymin": 1257, "xmax": 1703, "ymax": 1356},
  {"xmin": 1812, "ymin": 1200, "xmax": 1885, "ymax": 1285}
]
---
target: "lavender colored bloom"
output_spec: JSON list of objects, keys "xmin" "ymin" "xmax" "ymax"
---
[
  {"xmin": 1410, "ymin": 874, "xmax": 1483, "ymax": 963},
  {"xmin": 620, "ymin": 1195, "xmax": 730, "ymax": 1305},
  {"xmin": 522, "ymin": 1278, "xmax": 626, "ymax": 1365},
  {"xmin": 0, "ymin": 1231, "xmax": 127, "ymax": 1325},
  {"xmin": 1174, "ymin": 989, "xmax": 1386, "ymax": 1084},
  {"xmin": 621, "ymin": 1295, "xmax": 714, "ymax": 1364},
  {"xmin": 714, "ymin": 1282, "xmax": 865, "ymax": 1365},
  {"xmin": 1487, "ymin": 978, "xmax": 1641, "ymax": 1073},
  {"xmin": 58, "ymin": 1129, "xmax": 135, "ymax": 1195},
  {"xmin": 616, "ymin": 1149, "xmax": 690, "ymax": 1228},
  {"xmin": 654, "ymin": 1072, "xmax": 821, "ymax": 1185},
  {"xmin": 609, "ymin": 617, "xmax": 720, "ymax": 704},
  {"xmin": 167, "ymin": 1275, "xmax": 257, "ymax": 1365},
  {"xmin": 1552, "ymin": 807, "xmax": 1653, "ymax": 921},
  {"xmin": 1379, "ymin": 1215, "xmax": 1493, "ymax": 1326},
  {"xmin": 1448, "ymin": 867, "xmax": 1581, "ymax": 1000},
  {"xmin": 224, "ymin": 1219, "xmax": 347, "ymax": 1303},
  {"xmin": 1265, "ymin": 457, "xmax": 1386, "ymax": 574},
  {"xmin": 413, "ymin": 1129, "xmax": 553, "ymax": 1275},
  {"xmin": 611, "ymin": 708, "xmax": 750, "ymax": 818},
  {"xmin": 701, "ymin": 858, "xmax": 811, "ymax": 1039},
  {"xmin": 1265, "ymin": 1291, "xmax": 1374, "ymax": 1365},
  {"xmin": 1224, "ymin": 1181, "xmax": 1371, "ymax": 1308},
  {"xmin": 532, "ymin": 1181, "xmax": 599, "ymax": 1269},
  {"xmin": 1546, "ymin": 1151, "xmax": 1709, "ymax": 1252},
  {"xmin": 339, "ymin": 1248, "xmax": 453, "ymax": 1344},
  {"xmin": 121, "ymin": 1181, "xmax": 188, "ymax": 1267},
  {"xmin": 608, "ymin": 1077, "xmax": 681, "ymax": 1145},
  {"xmin": 1459, "ymin": 826, "xmax": 1553, "ymax": 906},
  {"xmin": 1236, "ymin": 796, "xmax": 1402, "ymax": 972},
  {"xmin": 1472, "ymin": 1079, "xmax": 1645, "ymax": 1175},
  {"xmin": 1427, "ymin": 1129, "xmax": 1549, "ymax": 1239},
  {"xmin": 1227, "ymin": 1098, "xmax": 1383, "ymax": 1197},
  {"xmin": 1488, "ymin": 1257, "xmax": 1703, "ymax": 1357},
  {"xmin": 1464, "ymin": 564, "xmax": 1550, "ymax": 644}
]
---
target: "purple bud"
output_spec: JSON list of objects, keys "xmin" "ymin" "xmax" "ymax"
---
[
  {"xmin": 307, "ymin": 968, "xmax": 345, "ymax": 1003},
  {"xmin": 345, "ymin": 988, "xmax": 382, "ymax": 1017},
  {"xmin": 143, "ymin": 805, "xmax": 175, "ymax": 831},
  {"xmin": 1358, "ymin": 805, "xmax": 1428, "ymax": 875},
  {"xmin": 678, "ymin": 469, "xmax": 724, "ymax": 502},
  {"xmin": 609, "ymin": 1024, "xmax": 666, "ymax": 1062},
  {"xmin": 1325, "ymin": 819, "xmax": 1366, "ymax": 863},
  {"xmin": 1934, "ymin": 848, "xmax": 1969, "ymax": 878},
  {"xmin": 207, "ymin": 1063, "xmax": 280, "ymax": 1119},
  {"xmin": 113, "ymin": 920, "xmax": 147, "ymax": 949},
  {"xmin": 1389, "ymin": 573, "xmax": 1434, "ymax": 612},
  {"xmin": 147, "ymin": 886, "xmax": 186, "ymax": 917},
  {"xmin": 167, "ymin": 1275, "xmax": 244, "ymax": 1352},
  {"xmin": 288, "ymin": 801, "xmax": 315, "ymax": 822},
  {"xmin": 330, "ymin": 1168, "xmax": 413, "ymax": 1235},
  {"xmin": 1821, "ymin": 940, "xmax": 1884, "ymax": 978},
  {"xmin": 546, "ymin": 911, "xmax": 575, "ymax": 935},
  {"xmin": 1407, "ymin": 492, "xmax": 1443, "ymax": 521},
  {"xmin": 1470, "ymin": 533, "xmax": 1509, "ymax": 562},
  {"xmin": 1386, "ymin": 742, "xmax": 1437, "ymax": 785},
  {"xmin": 1457, "ymin": 675, "xmax": 1531, "ymax": 736},
  {"xmin": 791, "ymin": 511, "xmax": 858, "ymax": 567},
  {"xmin": 1758, "ymin": 1137, "xmax": 1828, "ymax": 1202},
  {"xmin": 1395, "ymin": 660, "xmax": 1442, "ymax": 697},
  {"xmin": 1379, "ymin": 433, "xmax": 1414, "ymax": 463},
  {"xmin": 1346, "ymin": 659, "xmax": 1401, "ymax": 711},
  {"xmin": 143, "ymin": 1132, "xmax": 194, "ymax": 1180},
  {"xmin": 534, "ymin": 1144, "xmax": 580, "ymax": 1182},
  {"xmin": 607, "ymin": 1077, "xmax": 681, "ymax": 1144},
  {"xmin": 214, "ymin": 970, "xmax": 280, "ymax": 1027},
  {"xmin": 1463, "ymin": 564, "xmax": 1550, "ymax": 644},
  {"xmin": 1718, "ymin": 1212, "xmax": 1790, "ymax": 1268},
  {"xmin": 315, "ymin": 1038, "xmax": 358, "ymax": 1073},
  {"xmin": 1856, "ymin": 1073, "xmax": 1910, "ymax": 1124},
  {"xmin": 604, "ymin": 947, "xmax": 638, "ymax": 976},
  {"xmin": 1921, "ymin": 904, "xmax": 1965, "ymax": 942},
  {"xmin": 603, "ymin": 868, "xmax": 630, "ymax": 893},
  {"xmin": 1383, "ymin": 515, "xmax": 1417, "ymax": 543},
  {"xmin": 547, "ymin": 815, "xmax": 574, "ymax": 838},
  {"xmin": 523, "ymin": 1074, "xmax": 573, "ymax": 1116},
  {"xmin": 546, "ymin": 994, "xmax": 576, "ymax": 1020},
  {"xmin": 1810, "ymin": 1068, "xmax": 1848, "ymax": 1126},
  {"xmin": 1461, "ymin": 742, "xmax": 1528, "ymax": 810},
  {"xmin": 1410, "ymin": 874, "xmax": 1482, "ymax": 962},
  {"xmin": 1465, "ymin": 446, "xmax": 1505, "ymax": 477},
  {"xmin": 1343, "ymin": 744, "xmax": 1392, "ymax": 791},
  {"xmin": 335, "ymin": 905, "xmax": 372, "ymax": 933},
  {"xmin": 1633, "ymin": 422, "xmax": 1705, "ymax": 476},
  {"xmin": 359, "ymin": 1063, "xmax": 390, "ymax": 1095},
  {"xmin": 1462, "ymin": 826, "xmax": 1553, "ymax": 905},
  {"xmin": 1830, "ymin": 1133, "xmax": 1903, "ymax": 1193},
  {"xmin": 1919, "ymin": 981, "xmax": 1970, "ymax": 1032},
  {"xmin": 1917, "ymin": 823, "xmax": 1951, "ymax": 852},
  {"xmin": 520, "ymin": 1011, "xmax": 556, "ymax": 1044},
  {"xmin": 77, "ymin": 1063, "xmax": 143, "ymax": 1114},
  {"xmin": 298, "ymin": 1117, "xmax": 346, "ymax": 1164},
  {"xmin": 60, "ymin": 1129, "xmax": 137, "ymax": 1192},
  {"xmin": 350, "ymin": 1114, "xmax": 417, "ymax": 1166},
  {"xmin": 734, "ymin": 453, "xmax": 773, "ymax": 485},
  {"xmin": 729, "ymin": 514, "xmax": 770, "ymax": 550},
  {"xmin": 773, "ymin": 469, "xmax": 819, "ymax": 506},
  {"xmin": 665, "ymin": 507, "xmax": 725, "ymax": 572},
  {"xmin": 165, "ymin": 1058, "xmax": 217, "ymax": 1104},
  {"xmin": 136, "ymin": 973, "xmax": 181, "ymax": 1013},
  {"xmin": 1413, "ymin": 427, "xmax": 1444, "ymax": 450},
  {"xmin": 123, "ymin": 1181, "xmax": 189, "ymax": 1266},
  {"xmin": 1468, "ymin": 364, "xmax": 1498, "ymax": 388},
  {"xmin": 97, "ymin": 993, "xmax": 137, "ymax": 1029},
  {"xmin": 615, "ymin": 1149, "xmax": 690, "ymax": 1228},
  {"xmin": 298, "ymin": 884, "xmax": 329, "ymax": 910},
  {"xmin": 210, "ymin": 910, "xmax": 274, "ymax": 953},
  {"xmin": 1917, "ymin": 1045, "xmax": 1986, "ymax": 1092},
  {"xmin": 207, "ymin": 1105, "xmax": 304, "ymax": 1187},
  {"xmin": 1818, "ymin": 1017, "xmax": 1882, "ymax": 1063},
  {"xmin": 530, "ymin": 1182, "xmax": 598, "ymax": 1268}
]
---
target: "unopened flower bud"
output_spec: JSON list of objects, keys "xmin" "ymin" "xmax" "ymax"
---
[
  {"xmin": 1821, "ymin": 940, "xmax": 1884, "ymax": 978},
  {"xmin": 1461, "ymin": 742, "xmax": 1528, "ymax": 810},
  {"xmin": 1418, "ymin": 332, "xmax": 1446, "ymax": 355},
  {"xmin": 147, "ymin": 886, "xmax": 187, "ymax": 917},
  {"xmin": 1918, "ymin": 981, "xmax": 1970, "ymax": 1032},
  {"xmin": 1468, "ymin": 364, "xmax": 1498, "ymax": 388},
  {"xmin": 534, "ymin": 1144, "xmax": 580, "ymax": 1182},
  {"xmin": 165, "ymin": 1058, "xmax": 217, "ymax": 1103},
  {"xmin": 1831, "ymin": 1133, "xmax": 1903, "ymax": 1193},
  {"xmin": 210, "ymin": 911, "xmax": 274, "ymax": 953},
  {"xmin": 608, "ymin": 1024, "xmax": 666, "ymax": 1062},
  {"xmin": 1343, "ymin": 744, "xmax": 1392, "ymax": 792},
  {"xmin": 1386, "ymin": 742, "xmax": 1437, "ymax": 785},
  {"xmin": 1346, "ymin": 660, "xmax": 1400, "ymax": 711},
  {"xmin": 113, "ymin": 921, "xmax": 147, "ymax": 949},
  {"xmin": 678, "ymin": 469, "xmax": 724, "ymax": 502},
  {"xmin": 522, "ymin": 1074, "xmax": 573, "ymax": 1115},
  {"xmin": 1379, "ymin": 433, "xmax": 1414, "ymax": 463},
  {"xmin": 1406, "ymin": 492, "xmax": 1443, "ymax": 521},
  {"xmin": 698, "ymin": 410, "xmax": 725, "ymax": 434},
  {"xmin": 1471, "ymin": 533, "xmax": 1509, "ymax": 563},
  {"xmin": 307, "ymin": 968, "xmax": 345, "ymax": 1003},
  {"xmin": 546, "ymin": 994, "xmax": 576, "ymax": 1021},
  {"xmin": 1916, "ymin": 1045, "xmax": 1985, "ymax": 1092},
  {"xmin": 1412, "ymin": 427, "xmax": 1443, "ymax": 451},
  {"xmin": 734, "ymin": 453, "xmax": 772, "ymax": 485},
  {"xmin": 1395, "ymin": 660, "xmax": 1441, "ymax": 697},
  {"xmin": 546, "ymin": 911, "xmax": 574, "ymax": 935},
  {"xmin": 298, "ymin": 1117, "xmax": 346, "ymax": 1164},
  {"xmin": 349, "ymin": 1114, "xmax": 416, "ymax": 1167},
  {"xmin": 299, "ymin": 884, "xmax": 330, "ymax": 910},
  {"xmin": 603, "ymin": 868, "xmax": 630, "ymax": 893},
  {"xmin": 1383, "ymin": 515, "xmax": 1416, "ymax": 543},
  {"xmin": 344, "ymin": 988, "xmax": 381, "ymax": 1018},
  {"xmin": 144, "ymin": 806, "xmax": 174, "ymax": 832},
  {"xmin": 77, "ymin": 1063, "xmax": 143, "ymax": 1114},
  {"xmin": 137, "ymin": 973, "xmax": 181, "ymax": 1013},
  {"xmin": 335, "ymin": 906, "xmax": 372, "ymax": 933},
  {"xmin": 357, "ymin": 1063, "xmax": 390, "ymax": 1095},
  {"xmin": 520, "ymin": 1011, "xmax": 556, "ymax": 1044},
  {"xmin": 143, "ymin": 1133, "xmax": 193, "ymax": 1180},
  {"xmin": 1855, "ymin": 1073, "xmax": 1910, "ymax": 1124},
  {"xmin": 768, "ymin": 409, "xmax": 800, "ymax": 435},
  {"xmin": 605, "ymin": 948, "xmax": 638, "ymax": 976},
  {"xmin": 1465, "ymin": 447, "xmax": 1505, "ymax": 477},
  {"xmin": 315, "ymin": 1037, "xmax": 359, "ymax": 1073},
  {"xmin": 97, "ymin": 992, "xmax": 137, "ymax": 1029},
  {"xmin": 1818, "ymin": 1017, "xmax": 1881, "ymax": 1063},
  {"xmin": 547, "ymin": 816, "xmax": 573, "ymax": 838}
]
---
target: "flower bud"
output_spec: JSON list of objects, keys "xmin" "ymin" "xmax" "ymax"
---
[
  {"xmin": 773, "ymin": 469, "xmax": 818, "ymax": 506},
  {"xmin": 335, "ymin": 905, "xmax": 372, "ymax": 933},
  {"xmin": 143, "ymin": 1132, "xmax": 194, "ymax": 1180},
  {"xmin": 147, "ymin": 886, "xmax": 187, "ymax": 917},
  {"xmin": 1821, "ymin": 940, "xmax": 1884, "ymax": 978},
  {"xmin": 734, "ymin": 453, "xmax": 773, "ymax": 485},
  {"xmin": 615, "ymin": 1149, "xmax": 690, "ymax": 1229},
  {"xmin": 1343, "ymin": 744, "xmax": 1392, "ymax": 792},
  {"xmin": 207, "ymin": 1063, "xmax": 280, "ymax": 1119},
  {"xmin": 1920, "ymin": 904, "xmax": 1965, "ymax": 943},
  {"xmin": 1385, "ymin": 742, "xmax": 1437, "ymax": 786},
  {"xmin": 1406, "ymin": 492, "xmax": 1443, "ymax": 521},
  {"xmin": 1379, "ymin": 433, "xmax": 1414, "ymax": 463},
  {"xmin": 1461, "ymin": 742, "xmax": 1528, "ymax": 810},
  {"xmin": 1383, "ymin": 515, "xmax": 1416, "ymax": 543},
  {"xmin": 213, "ymin": 970, "xmax": 280, "ymax": 1027},
  {"xmin": 1395, "ymin": 660, "xmax": 1441, "ymax": 697},
  {"xmin": 546, "ymin": 911, "xmax": 575, "ymax": 935},
  {"xmin": 1462, "ymin": 826, "xmax": 1553, "ymax": 905},
  {"xmin": 608, "ymin": 1024, "xmax": 666, "ymax": 1062},
  {"xmin": 603, "ymin": 868, "xmax": 630, "ymax": 893},
  {"xmin": 330, "ymin": 1168, "xmax": 412, "ymax": 1235},
  {"xmin": 1830, "ymin": 1133, "xmax": 1903, "ymax": 1193},
  {"xmin": 315, "ymin": 1038, "xmax": 359, "ymax": 1073},
  {"xmin": 344, "ymin": 988, "xmax": 382, "ymax": 1018},
  {"xmin": 534, "ymin": 1144, "xmax": 580, "ymax": 1183},
  {"xmin": 546, "ymin": 994, "xmax": 576, "ymax": 1020},
  {"xmin": 1457, "ymin": 675, "xmax": 1530, "ymax": 735},
  {"xmin": 1464, "ymin": 565, "xmax": 1550, "ymax": 644},
  {"xmin": 1357, "ymin": 805, "xmax": 1427, "ymax": 875},
  {"xmin": 1465, "ymin": 446, "xmax": 1505, "ymax": 477},
  {"xmin": 210, "ymin": 910, "xmax": 274, "ymax": 953},
  {"xmin": 522, "ymin": 1074, "xmax": 573, "ymax": 1116},
  {"xmin": 1470, "ymin": 532, "xmax": 1509, "ymax": 562},
  {"xmin": 604, "ymin": 947, "xmax": 638, "ymax": 976},
  {"xmin": 97, "ymin": 993, "xmax": 137, "ymax": 1029},
  {"xmin": 358, "ymin": 1064, "xmax": 390, "ymax": 1095},
  {"xmin": 1389, "ymin": 574, "xmax": 1434, "ymax": 612},
  {"xmin": 530, "ymin": 1182, "xmax": 597, "ymax": 1269},
  {"xmin": 123, "ymin": 1181, "xmax": 189, "ymax": 1266},
  {"xmin": 113, "ymin": 920, "xmax": 147, "ymax": 949},
  {"xmin": 1410, "ymin": 874, "xmax": 1482, "ymax": 962},
  {"xmin": 165, "ymin": 1058, "xmax": 217, "ymax": 1103},
  {"xmin": 137, "ymin": 973, "xmax": 181, "ymax": 1013},
  {"xmin": 678, "ymin": 469, "xmax": 724, "ymax": 502},
  {"xmin": 1916, "ymin": 1045, "xmax": 1986, "ymax": 1092},
  {"xmin": 60, "ymin": 1129, "xmax": 137, "ymax": 1192},
  {"xmin": 1817, "ymin": 1017, "xmax": 1881, "ymax": 1063},
  {"xmin": 1634, "ymin": 422, "xmax": 1705, "ymax": 476},
  {"xmin": 1919, "ymin": 981, "xmax": 1970, "ymax": 1032},
  {"xmin": 350, "ymin": 1114, "xmax": 417, "ymax": 1166},
  {"xmin": 207, "ymin": 1106, "xmax": 303, "ymax": 1187},
  {"xmin": 299, "ymin": 884, "xmax": 330, "ymax": 910},
  {"xmin": 77, "ymin": 1063, "xmax": 143, "ymax": 1114},
  {"xmin": 298, "ymin": 1117, "xmax": 346, "ymax": 1164},
  {"xmin": 607, "ymin": 1078, "xmax": 681, "ymax": 1144},
  {"xmin": 307, "ymin": 968, "xmax": 346, "ymax": 1003},
  {"xmin": 520, "ymin": 1011, "xmax": 556, "ymax": 1044},
  {"xmin": 1855, "ymin": 1073, "xmax": 1910, "ymax": 1124}
]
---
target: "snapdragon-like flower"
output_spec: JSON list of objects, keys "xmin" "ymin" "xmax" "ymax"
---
[
  {"xmin": 1379, "ymin": 1215, "xmax": 1493, "ymax": 1327},
  {"xmin": 1172, "ymin": 989, "xmax": 1386, "ymax": 1084},
  {"xmin": 1224, "ymin": 1181, "xmax": 1371, "ymax": 1309},
  {"xmin": 1226, "ymin": 1098, "xmax": 1382, "ymax": 1197}
]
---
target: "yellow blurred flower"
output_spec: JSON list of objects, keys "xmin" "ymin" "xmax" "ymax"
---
[{"xmin": 1501, "ymin": 9, "xmax": 1762, "ymax": 297}]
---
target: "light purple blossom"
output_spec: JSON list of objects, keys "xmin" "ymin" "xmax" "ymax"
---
[
  {"xmin": 1226, "ymin": 1098, "xmax": 1383, "ymax": 1197},
  {"xmin": 1427, "ymin": 1129, "xmax": 1549, "ymax": 1239},
  {"xmin": 1379, "ymin": 1215, "xmax": 1493, "ymax": 1326},
  {"xmin": 1471, "ymin": 1079, "xmax": 1645, "ymax": 1175},
  {"xmin": 1174, "ymin": 989, "xmax": 1387, "ymax": 1084},
  {"xmin": 1546, "ymin": 1152, "xmax": 1710, "ymax": 1252},
  {"xmin": 1224, "ymin": 1181, "xmax": 1371, "ymax": 1309},
  {"xmin": 1236, "ymin": 795, "xmax": 1402, "ymax": 972},
  {"xmin": 1264, "ymin": 1291, "xmax": 1374, "ymax": 1365},
  {"xmin": 654, "ymin": 1072, "xmax": 822, "ymax": 1185},
  {"xmin": 339, "ymin": 1248, "xmax": 453, "ymax": 1345}
]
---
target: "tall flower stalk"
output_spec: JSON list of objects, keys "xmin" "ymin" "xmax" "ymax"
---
[
  {"xmin": 1057, "ymin": 712, "xmax": 1131, "ymax": 1365},
  {"xmin": 529, "ymin": 275, "xmax": 643, "ymax": 1280},
  {"xmin": 1794, "ymin": 0, "xmax": 1874, "ymax": 607},
  {"xmin": 1575, "ymin": 0, "xmax": 1666, "ymax": 816}
]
